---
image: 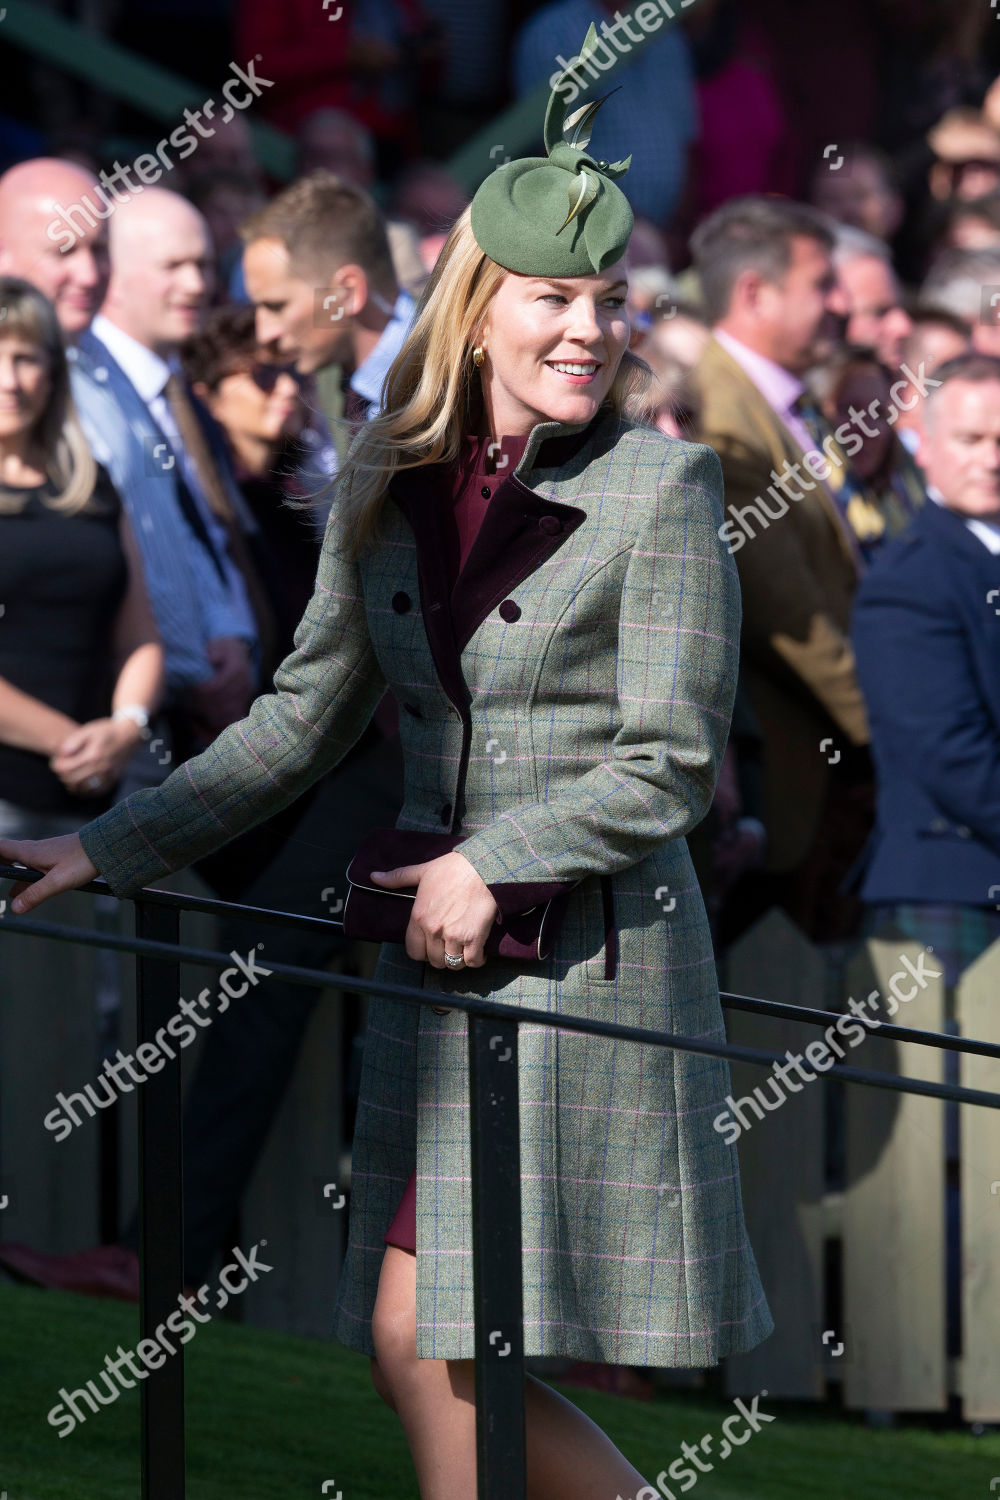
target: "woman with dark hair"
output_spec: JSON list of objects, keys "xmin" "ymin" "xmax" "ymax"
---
[
  {"xmin": 1, "ymin": 35, "xmax": 770, "ymax": 1497},
  {"xmin": 180, "ymin": 304, "xmax": 327, "ymax": 659},
  {"xmin": 815, "ymin": 346, "xmax": 927, "ymax": 561},
  {"xmin": 0, "ymin": 276, "xmax": 163, "ymax": 838}
]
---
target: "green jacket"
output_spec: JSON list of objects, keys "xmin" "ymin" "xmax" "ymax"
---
[{"xmin": 79, "ymin": 405, "xmax": 773, "ymax": 1365}]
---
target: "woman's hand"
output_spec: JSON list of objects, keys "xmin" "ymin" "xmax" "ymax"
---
[
  {"xmin": 371, "ymin": 851, "xmax": 498, "ymax": 969},
  {"xmin": 0, "ymin": 833, "xmax": 99, "ymax": 914},
  {"xmin": 50, "ymin": 717, "xmax": 140, "ymax": 796}
]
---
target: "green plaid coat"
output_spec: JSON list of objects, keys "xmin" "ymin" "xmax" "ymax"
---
[{"xmin": 79, "ymin": 407, "xmax": 773, "ymax": 1366}]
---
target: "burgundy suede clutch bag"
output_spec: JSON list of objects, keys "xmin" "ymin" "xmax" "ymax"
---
[{"xmin": 343, "ymin": 828, "xmax": 575, "ymax": 961}]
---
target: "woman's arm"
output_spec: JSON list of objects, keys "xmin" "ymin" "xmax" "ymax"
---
[
  {"xmin": 109, "ymin": 510, "xmax": 167, "ymax": 712},
  {"xmin": 51, "ymin": 512, "xmax": 167, "ymax": 793},
  {"xmin": 0, "ymin": 677, "xmax": 78, "ymax": 756},
  {"xmin": 2, "ymin": 504, "xmax": 387, "ymax": 909},
  {"xmin": 455, "ymin": 442, "xmax": 743, "ymax": 886}
]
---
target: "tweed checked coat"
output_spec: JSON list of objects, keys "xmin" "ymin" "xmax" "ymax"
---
[{"xmin": 77, "ymin": 404, "xmax": 774, "ymax": 1366}]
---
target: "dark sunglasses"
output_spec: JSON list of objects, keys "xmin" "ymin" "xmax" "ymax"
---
[{"xmin": 244, "ymin": 362, "xmax": 304, "ymax": 393}]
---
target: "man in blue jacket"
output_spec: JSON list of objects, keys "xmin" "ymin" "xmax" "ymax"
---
[
  {"xmin": 851, "ymin": 351, "xmax": 1000, "ymax": 970},
  {"xmin": 850, "ymin": 351, "xmax": 1000, "ymax": 1368}
]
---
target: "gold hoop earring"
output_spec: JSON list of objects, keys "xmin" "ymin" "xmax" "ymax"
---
[{"xmin": 472, "ymin": 345, "xmax": 485, "ymax": 368}]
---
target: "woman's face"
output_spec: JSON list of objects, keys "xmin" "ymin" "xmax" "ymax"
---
[
  {"xmin": 477, "ymin": 261, "xmax": 630, "ymax": 435},
  {"xmin": 0, "ymin": 334, "xmax": 52, "ymax": 443},
  {"xmin": 203, "ymin": 361, "xmax": 306, "ymax": 449},
  {"xmin": 834, "ymin": 368, "xmax": 895, "ymax": 480}
]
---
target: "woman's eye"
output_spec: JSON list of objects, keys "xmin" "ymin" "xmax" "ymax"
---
[
  {"xmin": 603, "ymin": 296, "xmax": 627, "ymax": 309},
  {"xmin": 541, "ymin": 294, "xmax": 566, "ymax": 305}
]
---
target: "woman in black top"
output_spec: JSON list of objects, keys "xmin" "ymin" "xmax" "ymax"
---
[{"xmin": 0, "ymin": 277, "xmax": 164, "ymax": 836}]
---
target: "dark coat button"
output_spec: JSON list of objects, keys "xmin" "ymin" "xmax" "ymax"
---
[
  {"xmin": 480, "ymin": 485, "xmax": 491, "ymax": 498},
  {"xmin": 403, "ymin": 702, "xmax": 422, "ymax": 718},
  {"xmin": 440, "ymin": 802, "xmax": 452, "ymax": 824},
  {"xmin": 391, "ymin": 591, "xmax": 411, "ymax": 614},
  {"xmin": 498, "ymin": 599, "xmax": 521, "ymax": 622},
  {"xmin": 538, "ymin": 514, "xmax": 561, "ymax": 534}
]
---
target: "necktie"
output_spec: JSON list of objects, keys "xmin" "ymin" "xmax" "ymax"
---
[
  {"xmin": 163, "ymin": 373, "xmax": 280, "ymax": 682},
  {"xmin": 791, "ymin": 394, "xmax": 869, "ymax": 570},
  {"xmin": 148, "ymin": 416, "xmax": 229, "ymax": 586}
]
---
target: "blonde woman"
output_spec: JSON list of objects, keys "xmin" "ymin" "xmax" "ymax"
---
[
  {"xmin": 0, "ymin": 277, "xmax": 163, "ymax": 838},
  {"xmin": 1, "ymin": 36, "xmax": 771, "ymax": 1500}
]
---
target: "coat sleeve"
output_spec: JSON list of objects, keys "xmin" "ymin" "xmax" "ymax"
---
[
  {"xmin": 455, "ymin": 443, "xmax": 742, "ymax": 885},
  {"xmin": 77, "ymin": 505, "xmax": 387, "ymax": 898},
  {"xmin": 851, "ymin": 550, "xmax": 1000, "ymax": 855}
]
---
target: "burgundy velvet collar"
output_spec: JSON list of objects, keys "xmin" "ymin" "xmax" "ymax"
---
[{"xmin": 387, "ymin": 425, "xmax": 590, "ymax": 711}]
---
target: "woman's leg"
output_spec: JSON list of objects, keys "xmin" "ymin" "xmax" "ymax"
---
[
  {"xmin": 370, "ymin": 1244, "xmax": 656, "ymax": 1500},
  {"xmin": 371, "ymin": 1245, "xmax": 478, "ymax": 1496}
]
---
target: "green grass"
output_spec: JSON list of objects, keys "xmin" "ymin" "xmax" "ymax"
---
[{"xmin": 0, "ymin": 1280, "xmax": 996, "ymax": 1498}]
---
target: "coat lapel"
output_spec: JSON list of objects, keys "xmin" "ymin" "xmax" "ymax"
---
[
  {"xmin": 450, "ymin": 475, "xmax": 585, "ymax": 650},
  {"xmin": 387, "ymin": 420, "xmax": 592, "ymax": 697},
  {"xmin": 700, "ymin": 336, "xmax": 864, "ymax": 575},
  {"xmin": 920, "ymin": 487, "xmax": 1000, "ymax": 570},
  {"xmin": 387, "ymin": 462, "xmax": 468, "ymax": 711}
]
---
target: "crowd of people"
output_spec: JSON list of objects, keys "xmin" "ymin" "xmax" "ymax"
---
[{"xmin": 0, "ymin": 0, "xmax": 998, "ymax": 1394}]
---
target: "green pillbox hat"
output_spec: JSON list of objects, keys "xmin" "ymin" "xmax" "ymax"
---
[{"xmin": 470, "ymin": 24, "xmax": 634, "ymax": 277}]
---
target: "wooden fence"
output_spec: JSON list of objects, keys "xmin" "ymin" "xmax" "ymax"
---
[{"xmin": 721, "ymin": 907, "xmax": 1000, "ymax": 1420}]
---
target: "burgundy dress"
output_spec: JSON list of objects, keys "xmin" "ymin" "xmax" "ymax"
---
[{"xmin": 382, "ymin": 430, "xmax": 529, "ymax": 1252}]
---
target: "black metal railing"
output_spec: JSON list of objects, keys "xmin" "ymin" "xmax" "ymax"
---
[{"xmin": 2, "ymin": 860, "xmax": 999, "ymax": 1499}]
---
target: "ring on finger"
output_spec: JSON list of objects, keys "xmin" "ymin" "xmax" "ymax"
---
[{"xmin": 444, "ymin": 950, "xmax": 465, "ymax": 970}]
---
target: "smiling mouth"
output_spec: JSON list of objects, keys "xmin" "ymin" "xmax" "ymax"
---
[{"xmin": 547, "ymin": 360, "xmax": 601, "ymax": 380}]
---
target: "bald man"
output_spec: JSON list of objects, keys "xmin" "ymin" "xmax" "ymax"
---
[
  {"xmin": 0, "ymin": 158, "xmax": 109, "ymax": 341},
  {"xmin": 100, "ymin": 184, "xmax": 219, "ymax": 359},
  {"xmin": 90, "ymin": 185, "xmax": 266, "ymax": 735}
]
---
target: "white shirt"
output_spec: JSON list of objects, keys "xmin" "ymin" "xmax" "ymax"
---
[{"xmin": 91, "ymin": 313, "xmax": 256, "ymax": 643}]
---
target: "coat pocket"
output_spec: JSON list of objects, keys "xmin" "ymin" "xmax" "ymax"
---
[{"xmin": 597, "ymin": 873, "xmax": 618, "ymax": 983}]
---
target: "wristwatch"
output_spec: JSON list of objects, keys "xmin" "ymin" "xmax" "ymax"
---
[{"xmin": 113, "ymin": 704, "xmax": 152, "ymax": 739}]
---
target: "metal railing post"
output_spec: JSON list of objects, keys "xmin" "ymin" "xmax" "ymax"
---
[
  {"xmin": 134, "ymin": 898, "xmax": 186, "ymax": 1499},
  {"xmin": 468, "ymin": 1011, "xmax": 526, "ymax": 1499}
]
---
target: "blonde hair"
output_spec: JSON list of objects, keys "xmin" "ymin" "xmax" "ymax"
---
[
  {"xmin": 0, "ymin": 276, "xmax": 98, "ymax": 516},
  {"xmin": 332, "ymin": 207, "xmax": 654, "ymax": 558}
]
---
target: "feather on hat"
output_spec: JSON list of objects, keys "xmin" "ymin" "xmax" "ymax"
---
[{"xmin": 469, "ymin": 25, "xmax": 634, "ymax": 276}]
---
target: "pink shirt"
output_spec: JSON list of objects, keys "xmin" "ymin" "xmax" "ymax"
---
[
  {"xmin": 445, "ymin": 432, "xmax": 530, "ymax": 585},
  {"xmin": 713, "ymin": 327, "xmax": 816, "ymax": 458}
]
